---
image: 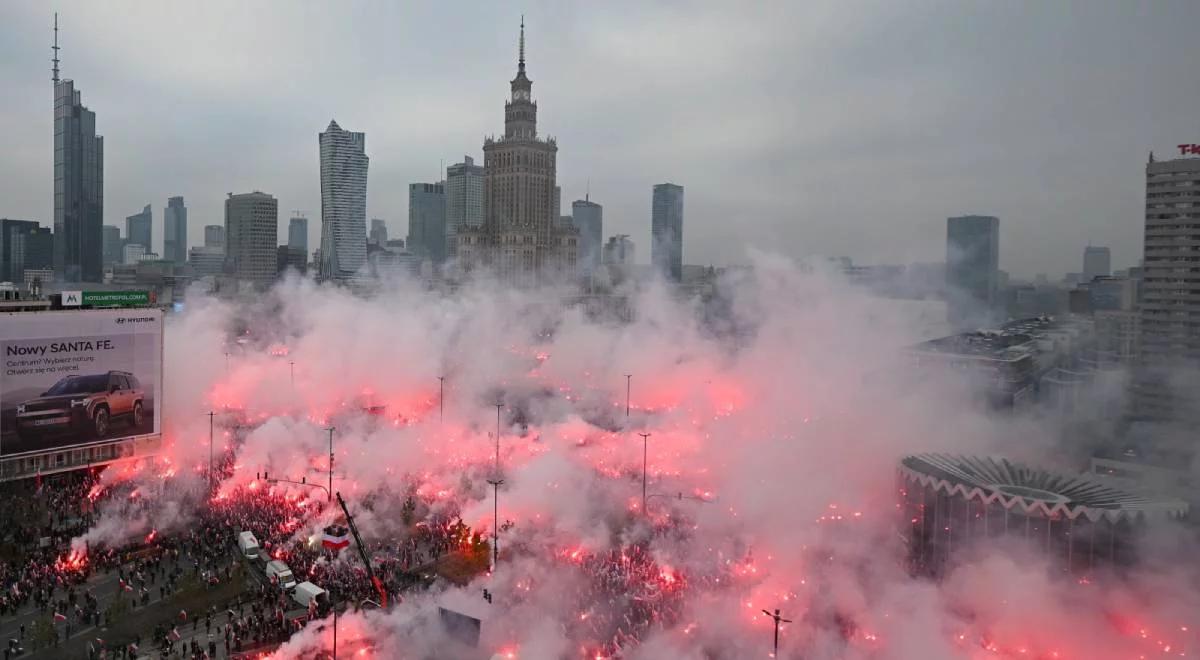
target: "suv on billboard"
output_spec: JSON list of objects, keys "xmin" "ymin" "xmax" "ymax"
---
[{"xmin": 14, "ymin": 371, "xmax": 145, "ymax": 441}]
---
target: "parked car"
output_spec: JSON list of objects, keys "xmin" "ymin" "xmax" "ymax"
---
[{"xmin": 15, "ymin": 371, "xmax": 145, "ymax": 441}]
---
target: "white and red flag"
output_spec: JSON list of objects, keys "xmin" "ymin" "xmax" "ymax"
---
[{"xmin": 322, "ymin": 524, "xmax": 350, "ymax": 551}]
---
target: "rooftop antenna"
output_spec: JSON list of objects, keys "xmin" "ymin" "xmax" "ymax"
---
[
  {"xmin": 518, "ymin": 15, "xmax": 525, "ymax": 72},
  {"xmin": 586, "ymin": 178, "xmax": 590, "ymax": 203},
  {"xmin": 51, "ymin": 12, "xmax": 60, "ymax": 83}
]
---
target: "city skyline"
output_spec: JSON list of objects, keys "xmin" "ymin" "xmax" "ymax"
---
[{"xmin": 3, "ymin": 3, "xmax": 1198, "ymax": 277}]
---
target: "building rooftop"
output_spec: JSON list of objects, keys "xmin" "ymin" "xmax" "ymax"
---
[{"xmin": 912, "ymin": 316, "xmax": 1085, "ymax": 362}]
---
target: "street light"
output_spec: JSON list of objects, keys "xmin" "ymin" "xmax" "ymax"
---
[
  {"xmin": 326, "ymin": 426, "xmax": 335, "ymax": 503},
  {"xmin": 493, "ymin": 402, "xmax": 503, "ymax": 473},
  {"xmin": 289, "ymin": 360, "xmax": 295, "ymax": 388},
  {"xmin": 762, "ymin": 608, "xmax": 792, "ymax": 658},
  {"xmin": 625, "ymin": 374, "xmax": 632, "ymax": 418},
  {"xmin": 486, "ymin": 477, "xmax": 504, "ymax": 566},
  {"xmin": 637, "ymin": 432, "xmax": 650, "ymax": 516},
  {"xmin": 438, "ymin": 376, "xmax": 445, "ymax": 423},
  {"xmin": 207, "ymin": 411, "xmax": 216, "ymax": 492}
]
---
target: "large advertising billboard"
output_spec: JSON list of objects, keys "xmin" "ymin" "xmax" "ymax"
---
[{"xmin": 0, "ymin": 309, "xmax": 162, "ymax": 456}]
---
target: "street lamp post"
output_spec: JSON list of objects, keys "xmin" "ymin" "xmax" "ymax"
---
[
  {"xmin": 331, "ymin": 590, "xmax": 338, "ymax": 660},
  {"xmin": 762, "ymin": 608, "xmax": 792, "ymax": 658},
  {"xmin": 207, "ymin": 411, "xmax": 216, "ymax": 491},
  {"xmin": 438, "ymin": 376, "xmax": 445, "ymax": 423},
  {"xmin": 289, "ymin": 360, "xmax": 295, "ymax": 388},
  {"xmin": 493, "ymin": 402, "xmax": 503, "ymax": 473},
  {"xmin": 486, "ymin": 477, "xmax": 504, "ymax": 566},
  {"xmin": 625, "ymin": 374, "xmax": 632, "ymax": 418},
  {"xmin": 637, "ymin": 432, "xmax": 650, "ymax": 516},
  {"xmin": 326, "ymin": 426, "xmax": 335, "ymax": 503}
]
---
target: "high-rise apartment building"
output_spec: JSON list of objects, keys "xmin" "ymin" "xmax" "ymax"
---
[
  {"xmin": 224, "ymin": 191, "xmax": 279, "ymax": 287},
  {"xmin": 288, "ymin": 216, "xmax": 308, "ymax": 254},
  {"xmin": 1, "ymin": 219, "xmax": 42, "ymax": 283},
  {"xmin": 571, "ymin": 198, "xmax": 603, "ymax": 276},
  {"xmin": 101, "ymin": 225, "xmax": 122, "ymax": 266},
  {"xmin": 52, "ymin": 17, "xmax": 104, "ymax": 283},
  {"xmin": 945, "ymin": 215, "xmax": 1000, "ymax": 326},
  {"xmin": 408, "ymin": 183, "xmax": 446, "ymax": 264},
  {"xmin": 1135, "ymin": 150, "xmax": 1200, "ymax": 422},
  {"xmin": 319, "ymin": 120, "xmax": 369, "ymax": 282},
  {"xmin": 369, "ymin": 219, "xmax": 388, "ymax": 246},
  {"xmin": 1083, "ymin": 246, "xmax": 1111, "ymax": 282},
  {"xmin": 125, "ymin": 205, "xmax": 152, "ymax": 253},
  {"xmin": 445, "ymin": 155, "xmax": 484, "ymax": 259},
  {"xmin": 163, "ymin": 196, "xmax": 187, "ymax": 263},
  {"xmin": 651, "ymin": 183, "xmax": 684, "ymax": 282},
  {"xmin": 456, "ymin": 20, "xmax": 578, "ymax": 285},
  {"xmin": 204, "ymin": 224, "xmax": 226, "ymax": 248}
]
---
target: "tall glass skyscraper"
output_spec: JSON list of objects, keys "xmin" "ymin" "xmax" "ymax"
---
[
  {"xmin": 125, "ymin": 205, "xmax": 152, "ymax": 253},
  {"xmin": 319, "ymin": 120, "xmax": 369, "ymax": 282},
  {"xmin": 945, "ymin": 215, "xmax": 1000, "ymax": 326},
  {"xmin": 408, "ymin": 183, "xmax": 446, "ymax": 264},
  {"xmin": 445, "ymin": 155, "xmax": 483, "ymax": 259},
  {"xmin": 288, "ymin": 216, "xmax": 308, "ymax": 254},
  {"xmin": 651, "ymin": 183, "xmax": 684, "ymax": 282},
  {"xmin": 163, "ymin": 196, "xmax": 187, "ymax": 263},
  {"xmin": 53, "ymin": 19, "xmax": 104, "ymax": 282},
  {"xmin": 571, "ymin": 198, "xmax": 603, "ymax": 277}
]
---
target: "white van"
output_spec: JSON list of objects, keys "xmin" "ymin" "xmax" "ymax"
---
[
  {"xmin": 265, "ymin": 560, "xmax": 297, "ymax": 590},
  {"xmin": 291, "ymin": 581, "xmax": 326, "ymax": 609},
  {"xmin": 237, "ymin": 531, "xmax": 260, "ymax": 559}
]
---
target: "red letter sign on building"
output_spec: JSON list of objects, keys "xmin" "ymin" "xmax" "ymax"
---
[{"xmin": 1180, "ymin": 144, "xmax": 1200, "ymax": 156}]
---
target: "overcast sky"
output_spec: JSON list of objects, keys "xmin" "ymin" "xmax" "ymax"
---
[{"xmin": 2, "ymin": 1, "xmax": 1198, "ymax": 278}]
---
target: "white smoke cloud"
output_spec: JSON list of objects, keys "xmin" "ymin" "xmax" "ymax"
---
[{"xmin": 73, "ymin": 256, "xmax": 1198, "ymax": 659}]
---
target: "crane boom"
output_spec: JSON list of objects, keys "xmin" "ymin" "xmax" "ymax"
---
[{"xmin": 336, "ymin": 491, "xmax": 388, "ymax": 607}]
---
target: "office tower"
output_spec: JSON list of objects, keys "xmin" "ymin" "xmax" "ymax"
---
[
  {"xmin": 288, "ymin": 216, "xmax": 308, "ymax": 254},
  {"xmin": 369, "ymin": 219, "xmax": 388, "ymax": 246},
  {"xmin": 603, "ymin": 234, "xmax": 635, "ymax": 266},
  {"xmin": 205, "ymin": 224, "xmax": 226, "ymax": 248},
  {"xmin": 52, "ymin": 16, "xmax": 103, "ymax": 283},
  {"xmin": 163, "ymin": 196, "xmax": 187, "ymax": 263},
  {"xmin": 554, "ymin": 186, "xmax": 562, "ymax": 219},
  {"xmin": 945, "ymin": 215, "xmax": 1000, "ymax": 326},
  {"xmin": 1, "ymin": 219, "xmax": 41, "ymax": 283},
  {"xmin": 9, "ymin": 227, "xmax": 53, "ymax": 284},
  {"xmin": 318, "ymin": 120, "xmax": 369, "ymax": 282},
  {"xmin": 571, "ymin": 198, "xmax": 602, "ymax": 276},
  {"xmin": 456, "ymin": 19, "xmax": 578, "ymax": 285},
  {"xmin": 651, "ymin": 183, "xmax": 684, "ymax": 281},
  {"xmin": 407, "ymin": 183, "xmax": 447, "ymax": 264},
  {"xmin": 224, "ymin": 191, "xmax": 279, "ymax": 287},
  {"xmin": 126, "ymin": 205, "xmax": 152, "ymax": 253},
  {"xmin": 1083, "ymin": 246, "xmax": 1111, "ymax": 282},
  {"xmin": 123, "ymin": 243, "xmax": 146, "ymax": 265},
  {"xmin": 101, "ymin": 225, "xmax": 122, "ymax": 266},
  {"xmin": 445, "ymin": 155, "xmax": 484, "ymax": 258},
  {"xmin": 276, "ymin": 245, "xmax": 307, "ymax": 277},
  {"xmin": 1136, "ymin": 149, "xmax": 1200, "ymax": 422},
  {"xmin": 188, "ymin": 246, "xmax": 225, "ymax": 277}
]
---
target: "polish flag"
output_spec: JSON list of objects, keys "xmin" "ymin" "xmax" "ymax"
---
[
  {"xmin": 322, "ymin": 524, "xmax": 351, "ymax": 551},
  {"xmin": 54, "ymin": 612, "xmax": 67, "ymax": 622}
]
